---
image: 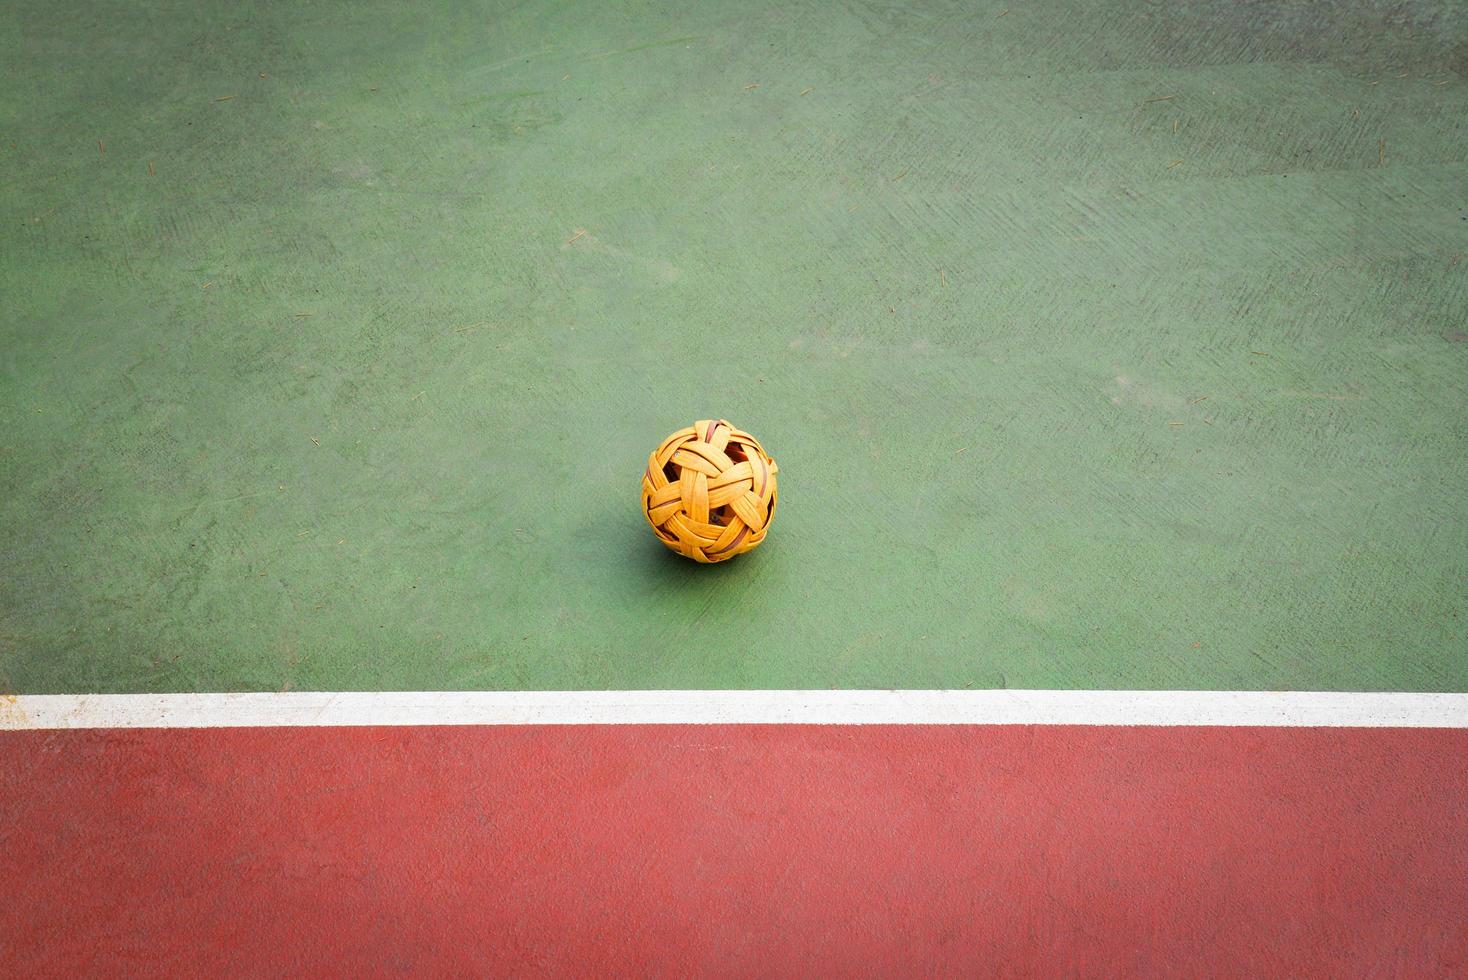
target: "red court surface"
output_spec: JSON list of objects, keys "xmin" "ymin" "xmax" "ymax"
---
[{"xmin": 4, "ymin": 725, "xmax": 1465, "ymax": 976}]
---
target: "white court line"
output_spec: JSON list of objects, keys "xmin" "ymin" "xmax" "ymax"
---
[{"xmin": 2, "ymin": 690, "xmax": 1466, "ymax": 730}]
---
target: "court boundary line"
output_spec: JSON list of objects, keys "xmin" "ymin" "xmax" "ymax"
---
[{"xmin": 4, "ymin": 690, "xmax": 1467, "ymax": 729}]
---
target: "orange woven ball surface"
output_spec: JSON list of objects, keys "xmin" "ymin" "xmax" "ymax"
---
[{"xmin": 641, "ymin": 419, "xmax": 779, "ymax": 563}]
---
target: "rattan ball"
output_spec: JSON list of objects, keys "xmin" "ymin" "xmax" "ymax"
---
[{"xmin": 641, "ymin": 419, "xmax": 779, "ymax": 563}]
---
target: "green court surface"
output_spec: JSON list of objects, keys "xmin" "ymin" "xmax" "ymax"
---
[{"xmin": 2, "ymin": 0, "xmax": 1465, "ymax": 694}]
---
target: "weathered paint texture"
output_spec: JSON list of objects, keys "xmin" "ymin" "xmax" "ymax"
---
[
  {"xmin": 3, "ymin": 1, "xmax": 1466, "ymax": 694},
  {"xmin": 3, "ymin": 725, "xmax": 1465, "ymax": 974}
]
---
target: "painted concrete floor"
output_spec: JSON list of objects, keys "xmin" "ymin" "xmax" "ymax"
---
[{"xmin": 2, "ymin": 0, "xmax": 1466, "ymax": 693}]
